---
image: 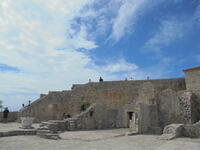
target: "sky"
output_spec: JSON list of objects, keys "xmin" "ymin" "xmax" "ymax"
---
[{"xmin": 0, "ymin": 0, "xmax": 200, "ymax": 111}]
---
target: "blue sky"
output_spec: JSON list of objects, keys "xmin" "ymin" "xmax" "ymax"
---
[{"xmin": 0, "ymin": 0, "xmax": 200, "ymax": 110}]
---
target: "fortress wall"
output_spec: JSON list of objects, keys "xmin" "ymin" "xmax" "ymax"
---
[
  {"xmin": 19, "ymin": 90, "xmax": 72, "ymax": 122},
  {"xmin": 184, "ymin": 69, "xmax": 200, "ymax": 124},
  {"xmin": 0, "ymin": 112, "xmax": 18, "ymax": 122},
  {"xmin": 156, "ymin": 89, "xmax": 198, "ymax": 129},
  {"xmin": 184, "ymin": 69, "xmax": 200, "ymax": 97},
  {"xmin": 67, "ymin": 78, "xmax": 185, "ymax": 127},
  {"xmin": 19, "ymin": 78, "xmax": 186, "ymax": 124},
  {"xmin": 69, "ymin": 78, "xmax": 185, "ymax": 110}
]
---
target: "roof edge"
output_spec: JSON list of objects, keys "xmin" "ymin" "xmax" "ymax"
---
[{"xmin": 183, "ymin": 66, "xmax": 200, "ymax": 72}]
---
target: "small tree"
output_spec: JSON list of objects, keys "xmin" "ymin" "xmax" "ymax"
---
[{"xmin": 0, "ymin": 100, "xmax": 3, "ymax": 112}]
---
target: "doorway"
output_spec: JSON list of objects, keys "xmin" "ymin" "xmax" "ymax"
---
[
  {"xmin": 127, "ymin": 111, "xmax": 138, "ymax": 132},
  {"xmin": 127, "ymin": 112, "xmax": 133, "ymax": 127}
]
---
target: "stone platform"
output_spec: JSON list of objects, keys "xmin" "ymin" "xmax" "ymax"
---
[
  {"xmin": 60, "ymin": 128, "xmax": 129, "ymax": 141},
  {"xmin": 1, "ymin": 135, "xmax": 200, "ymax": 150},
  {"xmin": 0, "ymin": 123, "xmax": 39, "ymax": 137},
  {"xmin": 0, "ymin": 123, "xmax": 40, "ymax": 132}
]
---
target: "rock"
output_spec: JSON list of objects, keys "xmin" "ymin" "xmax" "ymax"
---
[
  {"xmin": 159, "ymin": 124, "xmax": 184, "ymax": 140},
  {"xmin": 158, "ymin": 134, "xmax": 176, "ymax": 140},
  {"xmin": 184, "ymin": 121, "xmax": 200, "ymax": 138},
  {"xmin": 20, "ymin": 117, "xmax": 35, "ymax": 129},
  {"xmin": 125, "ymin": 131, "xmax": 137, "ymax": 136}
]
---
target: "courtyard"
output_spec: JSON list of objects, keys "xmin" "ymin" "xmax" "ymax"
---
[
  {"xmin": 1, "ymin": 134, "xmax": 200, "ymax": 150},
  {"xmin": 0, "ymin": 123, "xmax": 200, "ymax": 150}
]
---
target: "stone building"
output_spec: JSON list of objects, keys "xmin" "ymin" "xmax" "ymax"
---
[{"xmin": 19, "ymin": 66, "xmax": 200, "ymax": 134}]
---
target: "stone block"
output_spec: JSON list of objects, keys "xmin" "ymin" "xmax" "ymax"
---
[
  {"xmin": 184, "ymin": 121, "xmax": 200, "ymax": 138},
  {"xmin": 160, "ymin": 124, "xmax": 184, "ymax": 140}
]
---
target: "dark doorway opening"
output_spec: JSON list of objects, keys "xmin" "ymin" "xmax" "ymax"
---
[
  {"xmin": 128, "ymin": 112, "xmax": 133, "ymax": 120},
  {"xmin": 127, "ymin": 112, "xmax": 134, "ymax": 127}
]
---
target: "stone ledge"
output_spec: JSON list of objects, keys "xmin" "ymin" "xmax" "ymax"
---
[{"xmin": 0, "ymin": 129, "xmax": 37, "ymax": 137}]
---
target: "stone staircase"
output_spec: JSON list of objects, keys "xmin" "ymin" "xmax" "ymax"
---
[
  {"xmin": 36, "ymin": 103, "xmax": 100, "ymax": 139},
  {"xmin": 68, "ymin": 119, "xmax": 76, "ymax": 131},
  {"xmin": 36, "ymin": 122, "xmax": 61, "ymax": 140},
  {"xmin": 37, "ymin": 129, "xmax": 60, "ymax": 140}
]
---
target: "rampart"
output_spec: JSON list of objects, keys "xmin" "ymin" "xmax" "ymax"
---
[
  {"xmin": 0, "ymin": 112, "xmax": 18, "ymax": 122},
  {"xmin": 19, "ymin": 78, "xmax": 186, "ymax": 126},
  {"xmin": 19, "ymin": 90, "xmax": 71, "ymax": 122}
]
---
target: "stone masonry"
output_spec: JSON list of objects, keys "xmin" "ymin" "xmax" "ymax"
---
[
  {"xmin": 19, "ymin": 78, "xmax": 185, "ymax": 128},
  {"xmin": 18, "ymin": 66, "xmax": 200, "ymax": 135}
]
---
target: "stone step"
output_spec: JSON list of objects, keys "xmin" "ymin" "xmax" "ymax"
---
[
  {"xmin": 41, "ymin": 122, "xmax": 57, "ymax": 125},
  {"xmin": 37, "ymin": 127, "xmax": 49, "ymax": 130},
  {"xmin": 37, "ymin": 130, "xmax": 52, "ymax": 134},
  {"xmin": 38, "ymin": 133, "xmax": 61, "ymax": 140},
  {"xmin": 0, "ymin": 130, "xmax": 37, "ymax": 137},
  {"xmin": 158, "ymin": 134, "xmax": 176, "ymax": 140}
]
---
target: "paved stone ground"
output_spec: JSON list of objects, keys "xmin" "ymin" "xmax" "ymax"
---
[
  {"xmin": 60, "ymin": 129, "xmax": 129, "ymax": 141},
  {"xmin": 0, "ymin": 123, "xmax": 200, "ymax": 150},
  {"xmin": 1, "ymin": 135, "xmax": 200, "ymax": 150},
  {"xmin": 0, "ymin": 123, "xmax": 39, "ymax": 132}
]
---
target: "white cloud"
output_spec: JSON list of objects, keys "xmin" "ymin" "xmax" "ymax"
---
[
  {"xmin": 109, "ymin": 0, "xmax": 187, "ymax": 42},
  {"xmin": 0, "ymin": 0, "xmax": 183, "ymax": 110},
  {"xmin": 143, "ymin": 19, "xmax": 189, "ymax": 54},
  {"xmin": 110, "ymin": 0, "xmax": 147, "ymax": 42},
  {"xmin": 0, "ymin": 0, "xmax": 102, "ymax": 110},
  {"xmin": 103, "ymin": 59, "xmax": 138, "ymax": 73},
  {"xmin": 0, "ymin": 0, "xmax": 145, "ymax": 110},
  {"xmin": 33, "ymin": 0, "xmax": 94, "ymax": 17}
]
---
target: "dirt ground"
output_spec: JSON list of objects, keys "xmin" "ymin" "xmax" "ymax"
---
[
  {"xmin": 1, "ymin": 134, "xmax": 200, "ymax": 150},
  {"xmin": 0, "ymin": 123, "xmax": 200, "ymax": 150}
]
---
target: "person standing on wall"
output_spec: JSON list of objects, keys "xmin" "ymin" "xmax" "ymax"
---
[
  {"xmin": 99, "ymin": 77, "xmax": 103, "ymax": 82},
  {"xmin": 3, "ymin": 107, "xmax": 9, "ymax": 123}
]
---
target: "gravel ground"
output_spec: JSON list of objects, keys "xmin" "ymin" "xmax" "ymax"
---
[
  {"xmin": 1, "ymin": 135, "xmax": 200, "ymax": 150},
  {"xmin": 0, "ymin": 123, "xmax": 200, "ymax": 150},
  {"xmin": 0, "ymin": 123, "xmax": 39, "ymax": 132},
  {"xmin": 59, "ymin": 129, "xmax": 129, "ymax": 141}
]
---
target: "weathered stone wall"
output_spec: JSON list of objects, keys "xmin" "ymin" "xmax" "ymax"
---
[
  {"xmin": 19, "ymin": 90, "xmax": 71, "ymax": 122},
  {"xmin": 184, "ymin": 69, "xmax": 200, "ymax": 97},
  {"xmin": 184, "ymin": 121, "xmax": 200, "ymax": 138},
  {"xmin": 184, "ymin": 69, "xmax": 200, "ymax": 123},
  {"xmin": 0, "ymin": 112, "xmax": 18, "ymax": 122},
  {"xmin": 138, "ymin": 104, "xmax": 161, "ymax": 134},
  {"xmin": 40, "ymin": 103, "xmax": 118, "ymax": 132},
  {"xmin": 69, "ymin": 103, "xmax": 117, "ymax": 130},
  {"xmin": 156, "ymin": 89, "xmax": 197, "ymax": 128},
  {"xmin": 68, "ymin": 78, "xmax": 185, "ymax": 127},
  {"xmin": 19, "ymin": 78, "xmax": 186, "ymax": 125}
]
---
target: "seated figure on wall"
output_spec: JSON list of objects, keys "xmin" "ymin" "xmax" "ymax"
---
[
  {"xmin": 62, "ymin": 113, "xmax": 71, "ymax": 119},
  {"xmin": 99, "ymin": 77, "xmax": 103, "ymax": 82}
]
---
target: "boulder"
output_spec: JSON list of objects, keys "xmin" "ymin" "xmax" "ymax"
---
[{"xmin": 159, "ymin": 124, "xmax": 184, "ymax": 140}]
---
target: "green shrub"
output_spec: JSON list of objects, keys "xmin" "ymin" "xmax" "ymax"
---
[{"xmin": 81, "ymin": 101, "xmax": 91, "ymax": 111}]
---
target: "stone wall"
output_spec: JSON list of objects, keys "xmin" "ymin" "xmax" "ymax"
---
[
  {"xmin": 40, "ymin": 103, "xmax": 118, "ymax": 132},
  {"xmin": 19, "ymin": 78, "xmax": 186, "ymax": 125},
  {"xmin": 156, "ymin": 89, "xmax": 197, "ymax": 128},
  {"xmin": 184, "ymin": 121, "xmax": 200, "ymax": 138},
  {"xmin": 160, "ymin": 121, "xmax": 200, "ymax": 140},
  {"xmin": 184, "ymin": 69, "xmax": 200, "ymax": 97},
  {"xmin": 68, "ymin": 103, "xmax": 117, "ymax": 130},
  {"xmin": 184, "ymin": 69, "xmax": 200, "ymax": 123},
  {"xmin": 138, "ymin": 104, "xmax": 161, "ymax": 134},
  {"xmin": 19, "ymin": 90, "xmax": 71, "ymax": 122},
  {"xmin": 0, "ymin": 112, "xmax": 18, "ymax": 122}
]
